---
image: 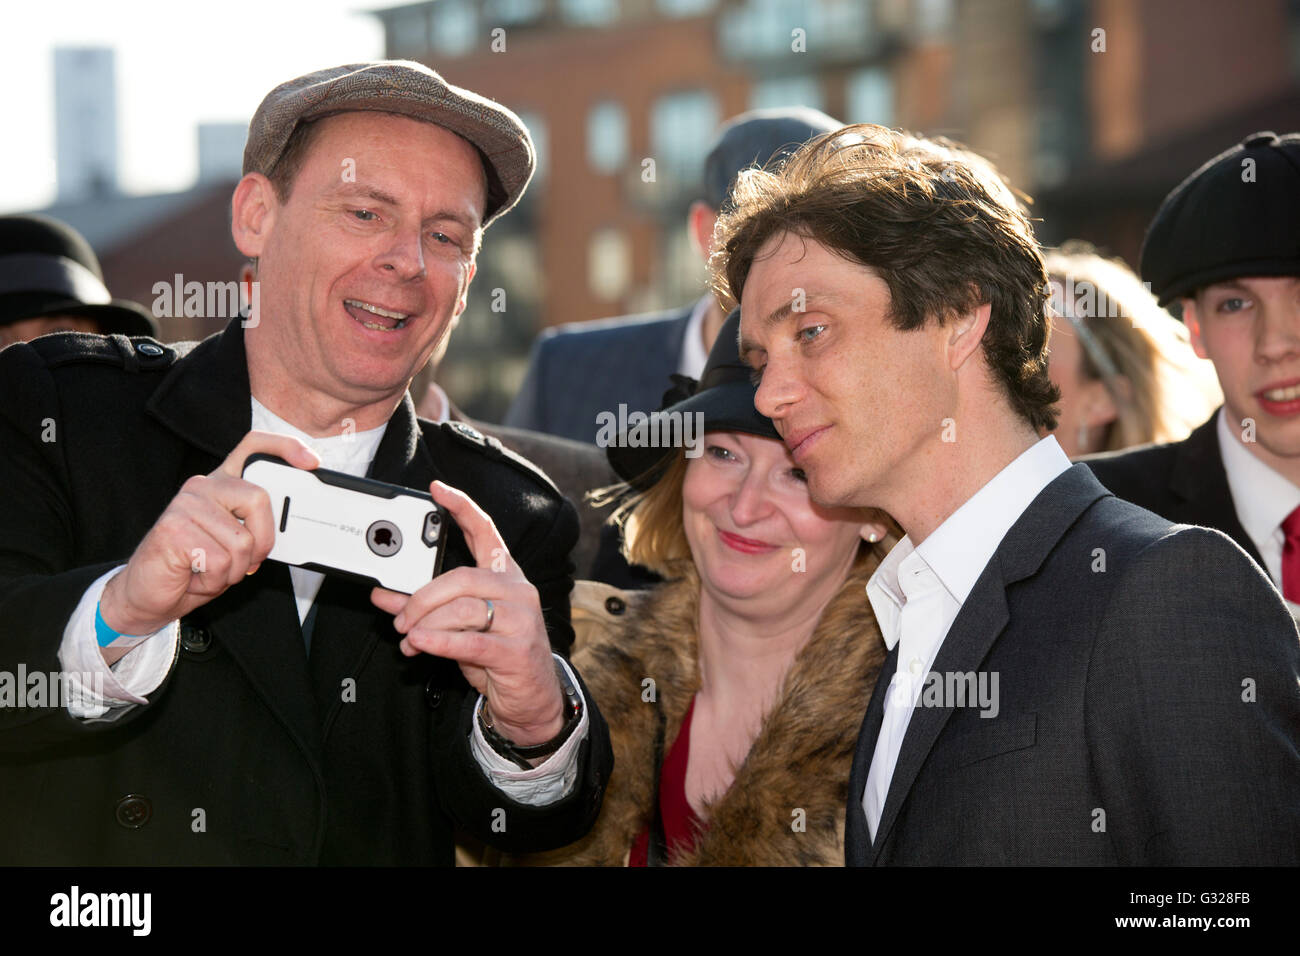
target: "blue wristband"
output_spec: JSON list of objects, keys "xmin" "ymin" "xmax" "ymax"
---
[{"xmin": 95, "ymin": 601, "xmax": 146, "ymax": 648}]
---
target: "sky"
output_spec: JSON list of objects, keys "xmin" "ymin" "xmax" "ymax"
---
[{"xmin": 2, "ymin": 0, "xmax": 391, "ymax": 212}]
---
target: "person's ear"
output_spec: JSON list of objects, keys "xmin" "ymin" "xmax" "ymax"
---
[
  {"xmin": 453, "ymin": 262, "xmax": 477, "ymax": 317},
  {"xmin": 1182, "ymin": 296, "xmax": 1210, "ymax": 359},
  {"xmin": 1081, "ymin": 376, "xmax": 1122, "ymax": 428},
  {"xmin": 232, "ymin": 173, "xmax": 277, "ymax": 260},
  {"xmin": 688, "ymin": 201, "xmax": 719, "ymax": 262},
  {"xmin": 947, "ymin": 300, "xmax": 992, "ymax": 372}
]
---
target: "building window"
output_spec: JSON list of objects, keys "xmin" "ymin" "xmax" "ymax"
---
[
  {"xmin": 749, "ymin": 75, "xmax": 824, "ymax": 112},
  {"xmin": 389, "ymin": 8, "xmax": 430, "ymax": 59},
  {"xmin": 657, "ymin": 0, "xmax": 717, "ymax": 16},
  {"xmin": 561, "ymin": 0, "xmax": 619, "ymax": 25},
  {"xmin": 485, "ymin": 0, "xmax": 545, "ymax": 25},
  {"xmin": 589, "ymin": 228, "xmax": 631, "ymax": 301},
  {"xmin": 587, "ymin": 101, "xmax": 628, "ymax": 174},
  {"xmin": 845, "ymin": 67, "xmax": 892, "ymax": 127},
  {"xmin": 431, "ymin": 0, "xmax": 476, "ymax": 56},
  {"xmin": 517, "ymin": 109, "xmax": 549, "ymax": 183},
  {"xmin": 651, "ymin": 89, "xmax": 720, "ymax": 185}
]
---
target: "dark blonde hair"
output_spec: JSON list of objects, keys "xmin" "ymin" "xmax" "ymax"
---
[
  {"xmin": 711, "ymin": 124, "xmax": 1060, "ymax": 432},
  {"xmin": 1045, "ymin": 243, "xmax": 1222, "ymax": 450}
]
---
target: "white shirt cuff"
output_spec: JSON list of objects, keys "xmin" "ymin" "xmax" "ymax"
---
[
  {"xmin": 58, "ymin": 566, "xmax": 179, "ymax": 722},
  {"xmin": 469, "ymin": 654, "xmax": 589, "ymax": 806}
]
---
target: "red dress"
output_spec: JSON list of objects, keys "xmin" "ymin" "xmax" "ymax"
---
[{"xmin": 629, "ymin": 696, "xmax": 706, "ymax": 866}]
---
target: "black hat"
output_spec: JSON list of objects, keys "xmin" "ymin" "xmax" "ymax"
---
[
  {"xmin": 0, "ymin": 214, "xmax": 157, "ymax": 336},
  {"xmin": 1140, "ymin": 131, "xmax": 1300, "ymax": 306},
  {"xmin": 702, "ymin": 107, "xmax": 842, "ymax": 210},
  {"xmin": 607, "ymin": 309, "xmax": 779, "ymax": 488}
]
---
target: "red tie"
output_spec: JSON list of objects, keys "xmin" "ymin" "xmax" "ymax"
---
[{"xmin": 1283, "ymin": 505, "xmax": 1300, "ymax": 604}]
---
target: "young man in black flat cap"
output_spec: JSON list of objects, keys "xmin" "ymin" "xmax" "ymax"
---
[
  {"xmin": 1088, "ymin": 132, "xmax": 1300, "ymax": 618},
  {"xmin": 0, "ymin": 62, "xmax": 611, "ymax": 865},
  {"xmin": 0, "ymin": 214, "xmax": 156, "ymax": 347}
]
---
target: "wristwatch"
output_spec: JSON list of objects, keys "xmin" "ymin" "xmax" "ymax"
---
[{"xmin": 478, "ymin": 658, "xmax": 583, "ymax": 770}]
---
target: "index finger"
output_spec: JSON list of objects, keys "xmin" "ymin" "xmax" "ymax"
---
[
  {"xmin": 216, "ymin": 429, "xmax": 322, "ymax": 479},
  {"xmin": 429, "ymin": 480, "xmax": 515, "ymax": 573}
]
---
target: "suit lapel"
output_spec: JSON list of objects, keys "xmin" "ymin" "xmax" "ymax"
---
[
  {"xmin": 845, "ymin": 642, "xmax": 895, "ymax": 865},
  {"xmin": 866, "ymin": 464, "xmax": 1109, "ymax": 864},
  {"xmin": 1168, "ymin": 411, "xmax": 1265, "ymax": 567}
]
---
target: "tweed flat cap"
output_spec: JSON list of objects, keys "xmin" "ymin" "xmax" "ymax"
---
[
  {"xmin": 243, "ymin": 61, "xmax": 535, "ymax": 227},
  {"xmin": 1140, "ymin": 130, "xmax": 1300, "ymax": 305}
]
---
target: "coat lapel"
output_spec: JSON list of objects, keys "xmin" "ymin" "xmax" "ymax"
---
[
  {"xmin": 142, "ymin": 320, "xmax": 323, "ymax": 756},
  {"xmin": 307, "ymin": 393, "xmax": 465, "ymax": 738},
  {"xmin": 866, "ymin": 464, "xmax": 1109, "ymax": 864},
  {"xmin": 1167, "ymin": 411, "xmax": 1265, "ymax": 567}
]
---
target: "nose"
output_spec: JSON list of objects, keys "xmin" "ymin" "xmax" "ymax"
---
[
  {"xmin": 1255, "ymin": 292, "xmax": 1300, "ymax": 364},
  {"xmin": 753, "ymin": 355, "xmax": 802, "ymax": 424},
  {"xmin": 729, "ymin": 462, "xmax": 773, "ymax": 527},
  {"xmin": 376, "ymin": 225, "xmax": 427, "ymax": 281}
]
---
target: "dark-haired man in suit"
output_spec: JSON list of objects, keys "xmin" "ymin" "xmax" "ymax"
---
[{"xmin": 719, "ymin": 124, "xmax": 1300, "ymax": 865}]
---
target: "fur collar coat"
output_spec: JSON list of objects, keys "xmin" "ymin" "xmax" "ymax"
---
[{"xmin": 522, "ymin": 557, "xmax": 886, "ymax": 866}]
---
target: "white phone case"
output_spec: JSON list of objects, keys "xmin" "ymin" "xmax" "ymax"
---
[{"xmin": 242, "ymin": 454, "xmax": 448, "ymax": 594}]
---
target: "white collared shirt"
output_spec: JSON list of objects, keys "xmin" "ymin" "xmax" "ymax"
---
[
  {"xmin": 862, "ymin": 436, "xmax": 1072, "ymax": 841},
  {"xmin": 676, "ymin": 294, "xmax": 716, "ymax": 378},
  {"xmin": 1217, "ymin": 408, "xmax": 1300, "ymax": 618}
]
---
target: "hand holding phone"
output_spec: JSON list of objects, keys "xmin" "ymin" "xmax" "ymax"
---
[{"xmin": 241, "ymin": 454, "xmax": 449, "ymax": 594}]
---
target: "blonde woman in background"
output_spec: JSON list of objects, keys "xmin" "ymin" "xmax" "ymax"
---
[{"xmin": 1044, "ymin": 242, "xmax": 1222, "ymax": 458}]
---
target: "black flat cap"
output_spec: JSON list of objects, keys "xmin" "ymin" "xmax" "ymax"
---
[
  {"xmin": 607, "ymin": 309, "xmax": 779, "ymax": 489},
  {"xmin": 1141, "ymin": 131, "xmax": 1300, "ymax": 306}
]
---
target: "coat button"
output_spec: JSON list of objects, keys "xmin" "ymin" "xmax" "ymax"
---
[
  {"xmin": 604, "ymin": 596, "xmax": 626, "ymax": 616},
  {"xmin": 136, "ymin": 342, "xmax": 164, "ymax": 357},
  {"xmin": 115, "ymin": 794, "xmax": 152, "ymax": 829},
  {"xmin": 425, "ymin": 678, "xmax": 443, "ymax": 709},
  {"xmin": 180, "ymin": 623, "xmax": 212, "ymax": 654}
]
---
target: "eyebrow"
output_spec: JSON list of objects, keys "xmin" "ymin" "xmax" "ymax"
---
[{"xmin": 738, "ymin": 291, "xmax": 844, "ymax": 363}]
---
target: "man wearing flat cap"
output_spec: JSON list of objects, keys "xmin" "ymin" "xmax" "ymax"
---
[
  {"xmin": 0, "ymin": 61, "xmax": 611, "ymax": 864},
  {"xmin": 0, "ymin": 213, "xmax": 157, "ymax": 348},
  {"xmin": 1088, "ymin": 131, "xmax": 1300, "ymax": 618}
]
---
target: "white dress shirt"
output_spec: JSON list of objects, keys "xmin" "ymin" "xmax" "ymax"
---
[
  {"xmin": 676, "ymin": 294, "xmax": 715, "ymax": 378},
  {"xmin": 58, "ymin": 395, "xmax": 586, "ymax": 804},
  {"xmin": 1217, "ymin": 408, "xmax": 1300, "ymax": 618},
  {"xmin": 862, "ymin": 436, "xmax": 1072, "ymax": 841}
]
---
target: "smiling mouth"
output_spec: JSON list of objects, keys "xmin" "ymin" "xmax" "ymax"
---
[
  {"xmin": 344, "ymin": 298, "xmax": 412, "ymax": 331},
  {"xmin": 1259, "ymin": 382, "xmax": 1300, "ymax": 402}
]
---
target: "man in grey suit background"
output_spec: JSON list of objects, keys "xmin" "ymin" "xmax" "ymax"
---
[
  {"xmin": 719, "ymin": 124, "xmax": 1300, "ymax": 864},
  {"xmin": 504, "ymin": 107, "xmax": 840, "ymax": 445}
]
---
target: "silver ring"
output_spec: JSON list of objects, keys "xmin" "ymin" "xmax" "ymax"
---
[{"xmin": 478, "ymin": 598, "xmax": 494, "ymax": 633}]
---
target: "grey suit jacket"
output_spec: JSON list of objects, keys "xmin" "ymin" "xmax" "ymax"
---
[
  {"xmin": 504, "ymin": 305, "xmax": 694, "ymax": 444},
  {"xmin": 845, "ymin": 464, "xmax": 1300, "ymax": 865}
]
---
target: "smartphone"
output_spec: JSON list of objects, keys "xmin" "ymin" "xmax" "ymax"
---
[{"xmin": 241, "ymin": 453, "xmax": 449, "ymax": 594}]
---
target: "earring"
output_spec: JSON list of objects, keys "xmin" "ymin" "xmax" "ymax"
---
[
  {"xmin": 1076, "ymin": 422, "xmax": 1089, "ymax": 452},
  {"xmin": 866, "ymin": 531, "xmax": 880, "ymax": 543}
]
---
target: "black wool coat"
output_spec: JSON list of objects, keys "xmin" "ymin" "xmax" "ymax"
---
[{"xmin": 0, "ymin": 320, "xmax": 612, "ymax": 865}]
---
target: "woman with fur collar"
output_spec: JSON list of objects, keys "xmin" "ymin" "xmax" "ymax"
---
[{"xmin": 513, "ymin": 311, "xmax": 896, "ymax": 866}]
